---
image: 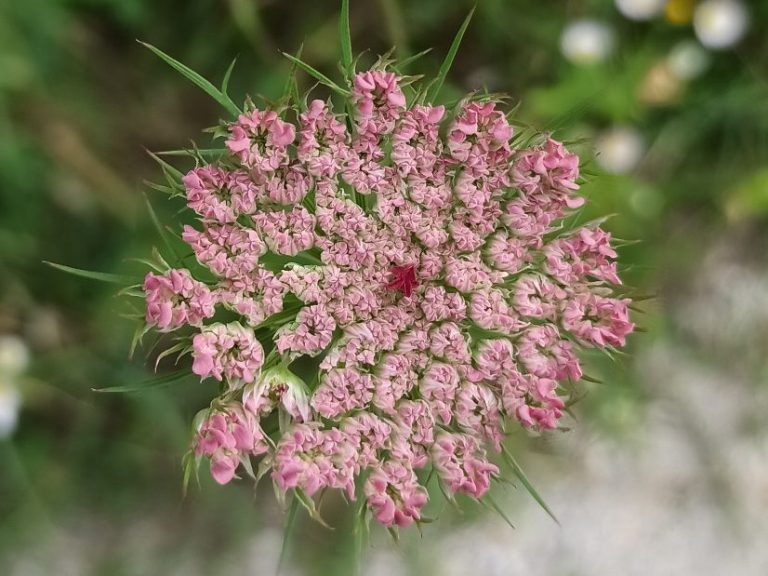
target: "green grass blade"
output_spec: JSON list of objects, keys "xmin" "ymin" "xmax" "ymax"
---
[
  {"xmin": 94, "ymin": 369, "xmax": 190, "ymax": 393},
  {"xmin": 501, "ymin": 444, "xmax": 560, "ymax": 525},
  {"xmin": 427, "ymin": 6, "xmax": 475, "ymax": 103},
  {"xmin": 44, "ymin": 261, "xmax": 138, "ymax": 285},
  {"xmin": 395, "ymin": 47, "xmax": 433, "ymax": 71},
  {"xmin": 139, "ymin": 41, "xmax": 241, "ymax": 117},
  {"xmin": 483, "ymin": 493, "xmax": 516, "ymax": 530},
  {"xmin": 281, "ymin": 44, "xmax": 304, "ymax": 109},
  {"xmin": 278, "ymin": 496, "xmax": 300, "ymax": 575},
  {"xmin": 144, "ymin": 194, "xmax": 184, "ymax": 265},
  {"xmin": 281, "ymin": 53, "xmax": 350, "ymax": 96},
  {"xmin": 156, "ymin": 148, "xmax": 226, "ymax": 158},
  {"xmin": 221, "ymin": 56, "xmax": 238, "ymax": 97},
  {"xmin": 339, "ymin": 0, "xmax": 353, "ymax": 78}
]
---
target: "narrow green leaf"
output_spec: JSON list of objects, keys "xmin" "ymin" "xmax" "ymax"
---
[
  {"xmin": 146, "ymin": 149, "xmax": 184, "ymax": 181},
  {"xmin": 394, "ymin": 48, "xmax": 433, "ymax": 72},
  {"xmin": 221, "ymin": 56, "xmax": 238, "ymax": 97},
  {"xmin": 139, "ymin": 41, "xmax": 241, "ymax": 117},
  {"xmin": 501, "ymin": 445, "xmax": 560, "ymax": 525},
  {"xmin": 427, "ymin": 6, "xmax": 475, "ymax": 103},
  {"xmin": 154, "ymin": 341, "xmax": 189, "ymax": 370},
  {"xmin": 144, "ymin": 194, "xmax": 184, "ymax": 265},
  {"xmin": 156, "ymin": 148, "xmax": 227, "ymax": 158},
  {"xmin": 339, "ymin": 0, "xmax": 353, "ymax": 77},
  {"xmin": 278, "ymin": 497, "xmax": 300, "ymax": 575},
  {"xmin": 281, "ymin": 53, "xmax": 350, "ymax": 96},
  {"xmin": 483, "ymin": 493, "xmax": 516, "ymax": 530},
  {"xmin": 281, "ymin": 44, "xmax": 304, "ymax": 108},
  {"xmin": 44, "ymin": 261, "xmax": 138, "ymax": 285},
  {"xmin": 94, "ymin": 369, "xmax": 190, "ymax": 393}
]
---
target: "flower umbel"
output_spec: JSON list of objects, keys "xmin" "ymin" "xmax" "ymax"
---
[{"xmin": 136, "ymin": 27, "xmax": 635, "ymax": 534}]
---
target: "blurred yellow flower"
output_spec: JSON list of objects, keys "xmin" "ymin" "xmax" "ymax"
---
[{"xmin": 665, "ymin": 0, "xmax": 696, "ymax": 24}]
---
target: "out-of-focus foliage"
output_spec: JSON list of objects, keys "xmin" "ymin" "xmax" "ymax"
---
[{"xmin": 1, "ymin": 1, "xmax": 767, "ymax": 574}]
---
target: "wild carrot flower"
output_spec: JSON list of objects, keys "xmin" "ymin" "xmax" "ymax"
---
[{"xmin": 138, "ymin": 43, "xmax": 634, "ymax": 532}]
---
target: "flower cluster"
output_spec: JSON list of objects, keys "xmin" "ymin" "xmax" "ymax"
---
[{"xmin": 143, "ymin": 67, "xmax": 633, "ymax": 529}]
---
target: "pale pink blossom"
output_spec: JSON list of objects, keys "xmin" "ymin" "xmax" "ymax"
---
[
  {"xmin": 432, "ymin": 432, "xmax": 499, "ymax": 498},
  {"xmin": 192, "ymin": 322, "xmax": 265, "ymax": 388},
  {"xmin": 364, "ymin": 460, "xmax": 428, "ymax": 527},
  {"xmin": 144, "ymin": 269, "xmax": 215, "ymax": 331}
]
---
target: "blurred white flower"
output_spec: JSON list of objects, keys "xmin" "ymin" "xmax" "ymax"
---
[
  {"xmin": 560, "ymin": 20, "xmax": 615, "ymax": 65},
  {"xmin": 0, "ymin": 335, "xmax": 30, "ymax": 378},
  {"xmin": 595, "ymin": 126, "xmax": 645, "ymax": 174},
  {"xmin": 615, "ymin": 0, "xmax": 666, "ymax": 21},
  {"xmin": 0, "ymin": 379, "xmax": 21, "ymax": 438},
  {"xmin": 693, "ymin": 0, "xmax": 748, "ymax": 50},
  {"xmin": 666, "ymin": 41, "xmax": 711, "ymax": 81}
]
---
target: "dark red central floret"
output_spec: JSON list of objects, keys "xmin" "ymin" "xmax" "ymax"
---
[{"xmin": 386, "ymin": 264, "xmax": 418, "ymax": 297}]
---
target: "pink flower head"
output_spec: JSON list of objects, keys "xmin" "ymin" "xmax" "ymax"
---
[
  {"xmin": 517, "ymin": 324, "xmax": 582, "ymax": 381},
  {"xmin": 252, "ymin": 206, "xmax": 316, "ymax": 256},
  {"xmin": 272, "ymin": 424, "xmax": 356, "ymax": 498},
  {"xmin": 352, "ymin": 70, "xmax": 406, "ymax": 134},
  {"xmin": 447, "ymin": 101, "xmax": 514, "ymax": 172},
  {"xmin": 512, "ymin": 138, "xmax": 583, "ymax": 209},
  {"xmin": 562, "ymin": 293, "xmax": 634, "ymax": 347},
  {"xmin": 183, "ymin": 224, "xmax": 266, "ymax": 279},
  {"xmin": 311, "ymin": 367, "xmax": 375, "ymax": 419},
  {"xmin": 545, "ymin": 227, "xmax": 621, "ymax": 285},
  {"xmin": 194, "ymin": 402, "xmax": 269, "ymax": 485},
  {"xmin": 474, "ymin": 338, "xmax": 515, "ymax": 380},
  {"xmin": 512, "ymin": 274, "xmax": 566, "ymax": 320},
  {"xmin": 429, "ymin": 322, "xmax": 471, "ymax": 364},
  {"xmin": 455, "ymin": 382, "xmax": 503, "ymax": 450},
  {"xmin": 216, "ymin": 268, "xmax": 285, "ymax": 326},
  {"xmin": 373, "ymin": 353, "xmax": 418, "ymax": 414},
  {"xmin": 364, "ymin": 460, "xmax": 428, "ymax": 528},
  {"xmin": 275, "ymin": 304, "xmax": 336, "ymax": 357},
  {"xmin": 297, "ymin": 99, "xmax": 349, "ymax": 178},
  {"xmin": 192, "ymin": 322, "xmax": 265, "ymax": 388},
  {"xmin": 183, "ymin": 166, "xmax": 258, "ymax": 223},
  {"xmin": 501, "ymin": 371, "xmax": 564, "ymax": 430},
  {"xmin": 144, "ymin": 269, "xmax": 215, "ymax": 331},
  {"xmin": 420, "ymin": 361, "xmax": 461, "ymax": 425},
  {"xmin": 432, "ymin": 432, "xmax": 499, "ymax": 498},
  {"xmin": 394, "ymin": 399, "xmax": 435, "ymax": 468},
  {"xmin": 342, "ymin": 412, "xmax": 393, "ymax": 470},
  {"xmin": 227, "ymin": 108, "xmax": 296, "ymax": 171}
]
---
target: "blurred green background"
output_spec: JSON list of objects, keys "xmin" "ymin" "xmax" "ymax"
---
[{"xmin": 2, "ymin": 1, "xmax": 768, "ymax": 574}]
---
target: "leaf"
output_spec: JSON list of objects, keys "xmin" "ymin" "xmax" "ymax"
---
[
  {"xmin": 281, "ymin": 53, "xmax": 350, "ymax": 96},
  {"xmin": 146, "ymin": 149, "xmax": 184, "ymax": 181},
  {"xmin": 154, "ymin": 341, "xmax": 190, "ymax": 370},
  {"xmin": 94, "ymin": 369, "xmax": 190, "ymax": 393},
  {"xmin": 501, "ymin": 445, "xmax": 560, "ymax": 525},
  {"xmin": 483, "ymin": 493, "xmax": 516, "ymax": 530},
  {"xmin": 44, "ymin": 261, "xmax": 139, "ymax": 285},
  {"xmin": 221, "ymin": 56, "xmax": 238, "ymax": 98},
  {"xmin": 139, "ymin": 41, "xmax": 241, "ymax": 117},
  {"xmin": 144, "ymin": 195, "xmax": 184, "ymax": 265},
  {"xmin": 339, "ymin": 0, "xmax": 353, "ymax": 78},
  {"xmin": 294, "ymin": 488, "xmax": 333, "ymax": 529},
  {"xmin": 395, "ymin": 47, "xmax": 433, "ymax": 72},
  {"xmin": 281, "ymin": 44, "xmax": 304, "ymax": 109},
  {"xmin": 129, "ymin": 322, "xmax": 151, "ymax": 359},
  {"xmin": 278, "ymin": 496, "xmax": 300, "ymax": 575},
  {"xmin": 156, "ymin": 148, "xmax": 227, "ymax": 158},
  {"xmin": 427, "ymin": 6, "xmax": 475, "ymax": 103}
]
